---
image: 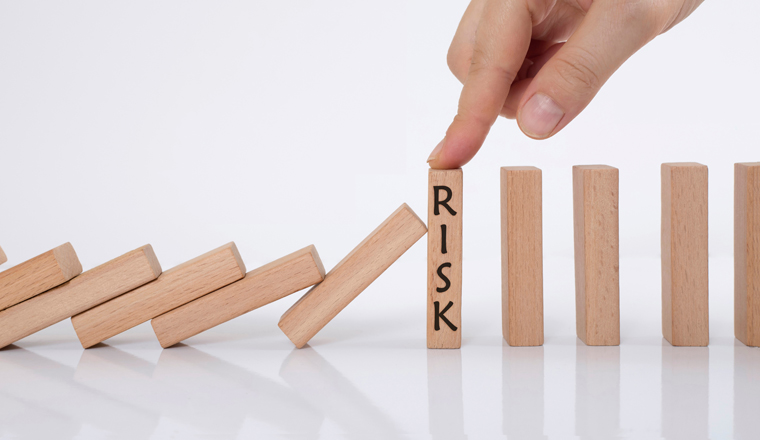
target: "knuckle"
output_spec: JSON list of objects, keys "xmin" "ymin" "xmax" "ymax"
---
[
  {"xmin": 468, "ymin": 46, "xmax": 520, "ymax": 84},
  {"xmin": 447, "ymin": 44, "xmax": 470, "ymax": 83},
  {"xmin": 550, "ymin": 48, "xmax": 602, "ymax": 94}
]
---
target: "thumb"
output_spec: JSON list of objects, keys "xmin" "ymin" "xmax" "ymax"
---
[{"xmin": 517, "ymin": 1, "xmax": 660, "ymax": 140}]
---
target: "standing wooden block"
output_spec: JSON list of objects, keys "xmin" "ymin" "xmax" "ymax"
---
[
  {"xmin": 573, "ymin": 165, "xmax": 620, "ymax": 346},
  {"xmin": 735, "ymin": 162, "xmax": 760, "ymax": 347},
  {"xmin": 0, "ymin": 242, "xmax": 82, "ymax": 311},
  {"xmin": 279, "ymin": 203, "xmax": 427, "ymax": 348},
  {"xmin": 428, "ymin": 169, "xmax": 463, "ymax": 349},
  {"xmin": 501, "ymin": 167, "xmax": 543, "ymax": 346},
  {"xmin": 0, "ymin": 246, "xmax": 6, "ymax": 266},
  {"xmin": 0, "ymin": 245, "xmax": 161, "ymax": 348},
  {"xmin": 152, "ymin": 245, "xmax": 326, "ymax": 348},
  {"xmin": 662, "ymin": 163, "xmax": 709, "ymax": 346},
  {"xmin": 72, "ymin": 242, "xmax": 246, "ymax": 348}
]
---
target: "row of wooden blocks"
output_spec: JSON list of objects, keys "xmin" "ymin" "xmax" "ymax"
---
[
  {"xmin": 0, "ymin": 204, "xmax": 427, "ymax": 349},
  {"xmin": 1, "ymin": 162, "xmax": 757, "ymax": 350},
  {"xmin": 427, "ymin": 162, "xmax": 760, "ymax": 349}
]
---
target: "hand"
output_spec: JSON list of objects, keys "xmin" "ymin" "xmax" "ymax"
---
[{"xmin": 427, "ymin": 0, "xmax": 703, "ymax": 169}]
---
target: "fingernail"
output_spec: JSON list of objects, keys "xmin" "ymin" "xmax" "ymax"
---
[
  {"xmin": 427, "ymin": 138, "xmax": 444, "ymax": 163},
  {"xmin": 519, "ymin": 93, "xmax": 564, "ymax": 139}
]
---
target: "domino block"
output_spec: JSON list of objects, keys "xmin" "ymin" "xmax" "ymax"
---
[
  {"xmin": 662, "ymin": 163, "xmax": 709, "ymax": 346},
  {"xmin": 152, "ymin": 245, "xmax": 326, "ymax": 348},
  {"xmin": 72, "ymin": 242, "xmax": 246, "ymax": 348},
  {"xmin": 428, "ymin": 169, "xmax": 462, "ymax": 349},
  {"xmin": 0, "ymin": 245, "xmax": 161, "ymax": 348},
  {"xmin": 0, "ymin": 242, "xmax": 82, "ymax": 311},
  {"xmin": 501, "ymin": 167, "xmax": 543, "ymax": 346},
  {"xmin": 573, "ymin": 165, "xmax": 620, "ymax": 346},
  {"xmin": 0, "ymin": 246, "xmax": 6, "ymax": 265},
  {"xmin": 279, "ymin": 203, "xmax": 427, "ymax": 348},
  {"xmin": 735, "ymin": 162, "xmax": 760, "ymax": 347}
]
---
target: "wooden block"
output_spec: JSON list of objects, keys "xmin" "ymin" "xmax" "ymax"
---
[
  {"xmin": 501, "ymin": 167, "xmax": 544, "ymax": 346},
  {"xmin": 0, "ymin": 245, "xmax": 161, "ymax": 348},
  {"xmin": 573, "ymin": 165, "xmax": 620, "ymax": 346},
  {"xmin": 152, "ymin": 245, "xmax": 326, "ymax": 348},
  {"xmin": 0, "ymin": 242, "xmax": 82, "ymax": 311},
  {"xmin": 278, "ymin": 203, "xmax": 427, "ymax": 348},
  {"xmin": 0, "ymin": 246, "xmax": 6, "ymax": 266},
  {"xmin": 662, "ymin": 162, "xmax": 709, "ymax": 346},
  {"xmin": 735, "ymin": 162, "xmax": 760, "ymax": 347},
  {"xmin": 427, "ymin": 169, "xmax": 463, "ymax": 349},
  {"xmin": 72, "ymin": 242, "xmax": 246, "ymax": 348}
]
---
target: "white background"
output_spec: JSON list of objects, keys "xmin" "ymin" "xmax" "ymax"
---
[{"xmin": 1, "ymin": 1, "xmax": 759, "ymax": 439}]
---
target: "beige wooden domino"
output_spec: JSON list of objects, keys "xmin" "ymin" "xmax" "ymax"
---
[
  {"xmin": 662, "ymin": 162, "xmax": 709, "ymax": 346},
  {"xmin": 573, "ymin": 165, "xmax": 620, "ymax": 346},
  {"xmin": 735, "ymin": 162, "xmax": 760, "ymax": 347},
  {"xmin": 152, "ymin": 245, "xmax": 326, "ymax": 348},
  {"xmin": 0, "ymin": 246, "xmax": 6, "ymax": 266},
  {"xmin": 72, "ymin": 242, "xmax": 246, "ymax": 348},
  {"xmin": 427, "ymin": 169, "xmax": 463, "ymax": 349},
  {"xmin": 279, "ymin": 203, "xmax": 427, "ymax": 348},
  {"xmin": 501, "ymin": 167, "xmax": 543, "ymax": 346},
  {"xmin": 0, "ymin": 245, "xmax": 161, "ymax": 348},
  {"xmin": 0, "ymin": 242, "xmax": 82, "ymax": 311}
]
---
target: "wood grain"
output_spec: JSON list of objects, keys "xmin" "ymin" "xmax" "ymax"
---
[
  {"xmin": 152, "ymin": 245, "xmax": 326, "ymax": 348},
  {"xmin": 573, "ymin": 165, "xmax": 620, "ymax": 346},
  {"xmin": 72, "ymin": 242, "xmax": 246, "ymax": 348},
  {"xmin": 0, "ymin": 246, "xmax": 6, "ymax": 266},
  {"xmin": 0, "ymin": 242, "xmax": 82, "ymax": 311},
  {"xmin": 427, "ymin": 169, "xmax": 463, "ymax": 349},
  {"xmin": 501, "ymin": 167, "xmax": 543, "ymax": 346},
  {"xmin": 0, "ymin": 245, "xmax": 161, "ymax": 348},
  {"xmin": 279, "ymin": 203, "xmax": 427, "ymax": 348},
  {"xmin": 735, "ymin": 162, "xmax": 760, "ymax": 347},
  {"xmin": 662, "ymin": 162, "xmax": 709, "ymax": 346}
]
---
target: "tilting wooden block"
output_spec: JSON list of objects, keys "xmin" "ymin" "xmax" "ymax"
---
[
  {"xmin": 72, "ymin": 242, "xmax": 246, "ymax": 348},
  {"xmin": 152, "ymin": 245, "xmax": 326, "ymax": 348},
  {"xmin": 735, "ymin": 162, "xmax": 760, "ymax": 347},
  {"xmin": 501, "ymin": 167, "xmax": 543, "ymax": 346},
  {"xmin": 0, "ymin": 242, "xmax": 82, "ymax": 311},
  {"xmin": 0, "ymin": 246, "xmax": 6, "ymax": 266},
  {"xmin": 0, "ymin": 245, "xmax": 161, "ymax": 348},
  {"xmin": 279, "ymin": 203, "xmax": 427, "ymax": 348},
  {"xmin": 428, "ymin": 169, "xmax": 462, "ymax": 349},
  {"xmin": 573, "ymin": 165, "xmax": 620, "ymax": 346},
  {"xmin": 662, "ymin": 163, "xmax": 709, "ymax": 346}
]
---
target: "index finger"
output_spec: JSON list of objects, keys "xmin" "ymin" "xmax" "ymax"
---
[{"xmin": 429, "ymin": 0, "xmax": 538, "ymax": 169}]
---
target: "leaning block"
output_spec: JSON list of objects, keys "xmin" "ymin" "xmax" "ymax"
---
[
  {"xmin": 735, "ymin": 162, "xmax": 760, "ymax": 347},
  {"xmin": 152, "ymin": 245, "xmax": 326, "ymax": 348},
  {"xmin": 573, "ymin": 165, "xmax": 620, "ymax": 346},
  {"xmin": 501, "ymin": 167, "xmax": 543, "ymax": 346},
  {"xmin": 0, "ymin": 245, "xmax": 161, "ymax": 348},
  {"xmin": 72, "ymin": 242, "xmax": 246, "ymax": 348},
  {"xmin": 0, "ymin": 246, "xmax": 6, "ymax": 265},
  {"xmin": 428, "ymin": 169, "xmax": 463, "ymax": 349},
  {"xmin": 279, "ymin": 203, "xmax": 427, "ymax": 348},
  {"xmin": 662, "ymin": 163, "xmax": 709, "ymax": 346},
  {"xmin": 0, "ymin": 242, "xmax": 82, "ymax": 311}
]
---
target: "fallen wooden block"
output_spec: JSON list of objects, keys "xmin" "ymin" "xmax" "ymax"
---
[
  {"xmin": 501, "ymin": 167, "xmax": 544, "ymax": 346},
  {"xmin": 573, "ymin": 165, "xmax": 620, "ymax": 346},
  {"xmin": 735, "ymin": 162, "xmax": 760, "ymax": 347},
  {"xmin": 152, "ymin": 245, "xmax": 326, "ymax": 348},
  {"xmin": 0, "ymin": 246, "xmax": 6, "ymax": 265},
  {"xmin": 72, "ymin": 242, "xmax": 246, "ymax": 348},
  {"xmin": 662, "ymin": 162, "xmax": 709, "ymax": 346},
  {"xmin": 278, "ymin": 203, "xmax": 427, "ymax": 348},
  {"xmin": 0, "ymin": 242, "xmax": 82, "ymax": 311},
  {"xmin": 428, "ymin": 169, "xmax": 463, "ymax": 349},
  {"xmin": 0, "ymin": 245, "xmax": 161, "ymax": 348}
]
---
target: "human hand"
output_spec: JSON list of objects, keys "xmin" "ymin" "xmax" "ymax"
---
[{"xmin": 427, "ymin": 0, "xmax": 703, "ymax": 169}]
